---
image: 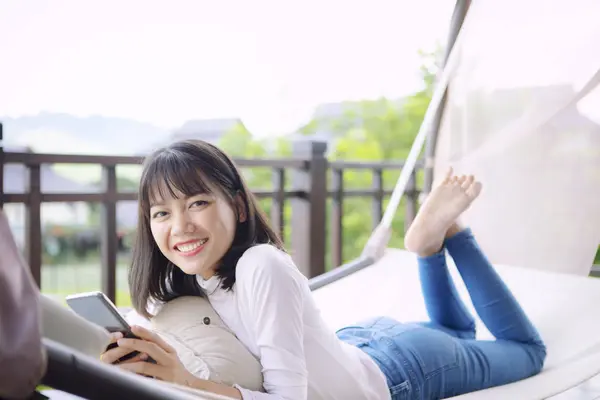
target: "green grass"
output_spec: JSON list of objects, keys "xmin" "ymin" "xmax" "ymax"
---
[
  {"xmin": 43, "ymin": 289, "xmax": 133, "ymax": 308},
  {"xmin": 41, "ymin": 262, "xmax": 133, "ymax": 307}
]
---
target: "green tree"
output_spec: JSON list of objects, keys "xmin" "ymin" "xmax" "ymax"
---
[
  {"xmin": 300, "ymin": 47, "xmax": 441, "ymax": 266},
  {"xmin": 218, "ymin": 121, "xmax": 267, "ymax": 158},
  {"xmin": 217, "ymin": 122, "xmax": 296, "ymax": 249},
  {"xmin": 217, "ymin": 47, "xmax": 442, "ymax": 269}
]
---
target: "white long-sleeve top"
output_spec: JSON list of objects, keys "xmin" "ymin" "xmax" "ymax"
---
[{"xmin": 196, "ymin": 244, "xmax": 390, "ymax": 400}]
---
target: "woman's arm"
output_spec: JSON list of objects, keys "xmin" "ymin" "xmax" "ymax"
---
[
  {"xmin": 101, "ymin": 246, "xmax": 308, "ymax": 400},
  {"xmin": 233, "ymin": 246, "xmax": 308, "ymax": 400},
  {"xmin": 103, "ymin": 325, "xmax": 243, "ymax": 399}
]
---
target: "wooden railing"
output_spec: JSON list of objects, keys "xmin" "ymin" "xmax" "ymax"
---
[{"xmin": 0, "ymin": 124, "xmax": 421, "ymax": 302}]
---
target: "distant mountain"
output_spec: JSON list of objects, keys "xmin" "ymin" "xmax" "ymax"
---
[
  {"xmin": 139, "ymin": 117, "xmax": 243, "ymax": 155},
  {"xmin": 1, "ymin": 112, "xmax": 171, "ymax": 156}
]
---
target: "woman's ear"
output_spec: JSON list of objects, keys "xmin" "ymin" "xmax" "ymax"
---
[{"xmin": 234, "ymin": 192, "xmax": 247, "ymax": 223}]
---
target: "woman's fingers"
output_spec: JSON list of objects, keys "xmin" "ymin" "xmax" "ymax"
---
[
  {"xmin": 100, "ymin": 345, "xmax": 135, "ymax": 365},
  {"xmin": 118, "ymin": 361, "xmax": 165, "ymax": 380},
  {"xmin": 117, "ymin": 336, "xmax": 170, "ymax": 365},
  {"xmin": 115, "ymin": 328, "xmax": 194, "ymax": 386},
  {"xmin": 110, "ymin": 331, "xmax": 123, "ymax": 342},
  {"xmin": 131, "ymin": 326, "xmax": 176, "ymax": 354},
  {"xmin": 118, "ymin": 352, "xmax": 149, "ymax": 365}
]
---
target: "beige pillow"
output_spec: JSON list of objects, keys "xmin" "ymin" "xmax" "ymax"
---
[{"xmin": 150, "ymin": 296, "xmax": 264, "ymax": 392}]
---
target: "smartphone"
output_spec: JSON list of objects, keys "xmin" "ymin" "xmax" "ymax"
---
[{"xmin": 65, "ymin": 291, "xmax": 153, "ymax": 364}]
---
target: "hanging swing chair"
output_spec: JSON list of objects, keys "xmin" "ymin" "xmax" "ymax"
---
[
  {"xmin": 312, "ymin": 0, "xmax": 600, "ymax": 398},
  {"xmin": 29, "ymin": 0, "xmax": 600, "ymax": 399}
]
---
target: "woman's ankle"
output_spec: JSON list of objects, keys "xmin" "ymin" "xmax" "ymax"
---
[{"xmin": 445, "ymin": 222, "xmax": 464, "ymax": 239}]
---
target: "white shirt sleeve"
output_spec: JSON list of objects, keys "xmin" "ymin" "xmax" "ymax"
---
[{"xmin": 234, "ymin": 246, "xmax": 308, "ymax": 400}]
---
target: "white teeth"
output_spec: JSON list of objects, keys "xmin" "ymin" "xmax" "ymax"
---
[{"xmin": 177, "ymin": 239, "xmax": 207, "ymax": 252}]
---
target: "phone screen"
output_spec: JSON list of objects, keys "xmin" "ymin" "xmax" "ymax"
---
[
  {"xmin": 66, "ymin": 292, "xmax": 130, "ymax": 333},
  {"xmin": 65, "ymin": 291, "xmax": 158, "ymax": 365}
]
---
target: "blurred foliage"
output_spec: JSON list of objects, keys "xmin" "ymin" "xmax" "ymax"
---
[{"xmin": 217, "ymin": 47, "xmax": 442, "ymax": 270}]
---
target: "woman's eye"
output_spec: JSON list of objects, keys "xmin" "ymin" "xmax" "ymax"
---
[
  {"xmin": 152, "ymin": 211, "xmax": 167, "ymax": 219},
  {"xmin": 190, "ymin": 200, "xmax": 208, "ymax": 208}
]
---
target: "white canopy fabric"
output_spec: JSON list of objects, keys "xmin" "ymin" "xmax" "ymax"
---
[{"xmin": 431, "ymin": 0, "xmax": 600, "ymax": 275}]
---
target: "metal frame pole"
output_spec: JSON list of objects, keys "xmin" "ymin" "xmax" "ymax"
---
[{"xmin": 422, "ymin": 0, "xmax": 472, "ymax": 194}]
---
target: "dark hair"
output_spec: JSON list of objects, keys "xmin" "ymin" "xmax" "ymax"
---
[{"xmin": 129, "ymin": 139, "xmax": 284, "ymax": 318}]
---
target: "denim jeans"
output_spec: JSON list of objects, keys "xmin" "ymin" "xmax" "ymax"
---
[{"xmin": 336, "ymin": 228, "xmax": 547, "ymax": 400}]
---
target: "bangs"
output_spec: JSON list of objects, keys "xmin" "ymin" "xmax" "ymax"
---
[{"xmin": 140, "ymin": 151, "xmax": 215, "ymax": 211}]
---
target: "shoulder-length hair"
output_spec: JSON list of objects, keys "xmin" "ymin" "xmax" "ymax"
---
[{"xmin": 129, "ymin": 139, "xmax": 284, "ymax": 318}]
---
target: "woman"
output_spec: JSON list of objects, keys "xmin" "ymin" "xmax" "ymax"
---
[{"xmin": 100, "ymin": 140, "xmax": 546, "ymax": 400}]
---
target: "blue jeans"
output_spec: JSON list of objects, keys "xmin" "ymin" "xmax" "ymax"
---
[{"xmin": 336, "ymin": 228, "xmax": 546, "ymax": 400}]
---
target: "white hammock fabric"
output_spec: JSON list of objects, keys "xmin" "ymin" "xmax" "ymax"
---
[
  {"xmin": 353, "ymin": 1, "xmax": 600, "ymax": 398},
  {"xmin": 430, "ymin": 0, "xmax": 600, "ymax": 276},
  {"xmin": 311, "ymin": 249, "xmax": 600, "ymax": 399},
  {"xmin": 365, "ymin": 0, "xmax": 600, "ymax": 276},
  {"xmin": 41, "ymin": 248, "xmax": 600, "ymax": 400},
  {"xmin": 38, "ymin": 1, "xmax": 600, "ymax": 399}
]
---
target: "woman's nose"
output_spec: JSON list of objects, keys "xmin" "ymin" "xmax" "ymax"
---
[{"xmin": 171, "ymin": 213, "xmax": 195, "ymax": 236}]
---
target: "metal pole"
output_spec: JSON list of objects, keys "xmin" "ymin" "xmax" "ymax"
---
[{"xmin": 422, "ymin": 0, "xmax": 471, "ymax": 195}]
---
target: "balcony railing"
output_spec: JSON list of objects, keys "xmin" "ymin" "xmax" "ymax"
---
[{"xmin": 0, "ymin": 128, "xmax": 421, "ymax": 303}]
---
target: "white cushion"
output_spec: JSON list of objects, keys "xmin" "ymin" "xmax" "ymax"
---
[
  {"xmin": 149, "ymin": 296, "xmax": 264, "ymax": 392},
  {"xmin": 41, "ymin": 294, "xmax": 111, "ymax": 357},
  {"xmin": 311, "ymin": 248, "xmax": 600, "ymax": 399}
]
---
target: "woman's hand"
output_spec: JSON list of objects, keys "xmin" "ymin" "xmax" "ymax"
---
[
  {"xmin": 100, "ymin": 325, "xmax": 243, "ymax": 398},
  {"xmin": 100, "ymin": 331, "xmax": 149, "ymax": 365},
  {"xmin": 104, "ymin": 325, "xmax": 198, "ymax": 387}
]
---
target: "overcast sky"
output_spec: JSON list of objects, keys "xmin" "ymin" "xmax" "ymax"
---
[{"xmin": 0, "ymin": 0, "xmax": 455, "ymax": 137}]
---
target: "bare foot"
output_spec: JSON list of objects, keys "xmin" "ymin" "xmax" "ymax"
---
[
  {"xmin": 419, "ymin": 204, "xmax": 463, "ymax": 239},
  {"xmin": 445, "ymin": 221, "xmax": 463, "ymax": 239},
  {"xmin": 405, "ymin": 168, "xmax": 482, "ymax": 256}
]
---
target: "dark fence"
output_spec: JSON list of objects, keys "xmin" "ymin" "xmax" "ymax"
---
[{"xmin": 0, "ymin": 124, "xmax": 420, "ymax": 303}]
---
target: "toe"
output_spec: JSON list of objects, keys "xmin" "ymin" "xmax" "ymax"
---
[
  {"xmin": 465, "ymin": 181, "xmax": 482, "ymax": 198},
  {"xmin": 461, "ymin": 175, "xmax": 474, "ymax": 189},
  {"xmin": 445, "ymin": 166, "xmax": 454, "ymax": 179},
  {"xmin": 441, "ymin": 167, "xmax": 454, "ymax": 184}
]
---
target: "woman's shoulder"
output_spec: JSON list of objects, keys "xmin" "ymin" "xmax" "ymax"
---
[
  {"xmin": 240, "ymin": 242, "xmax": 288, "ymax": 260},
  {"xmin": 235, "ymin": 243, "xmax": 304, "ymax": 283}
]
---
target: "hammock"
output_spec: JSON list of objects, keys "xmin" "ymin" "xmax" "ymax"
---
[
  {"xmin": 36, "ymin": 0, "xmax": 600, "ymax": 399},
  {"xmin": 313, "ymin": 1, "xmax": 600, "ymax": 399}
]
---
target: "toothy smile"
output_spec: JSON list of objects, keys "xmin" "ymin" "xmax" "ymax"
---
[{"xmin": 175, "ymin": 239, "xmax": 208, "ymax": 252}]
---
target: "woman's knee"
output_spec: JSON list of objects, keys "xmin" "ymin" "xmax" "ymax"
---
[{"xmin": 528, "ymin": 341, "xmax": 547, "ymax": 374}]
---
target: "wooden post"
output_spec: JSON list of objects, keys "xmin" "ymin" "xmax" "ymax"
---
[
  {"xmin": 101, "ymin": 165, "xmax": 118, "ymax": 302},
  {"xmin": 405, "ymin": 169, "xmax": 418, "ymax": 233},
  {"xmin": 271, "ymin": 168, "xmax": 285, "ymax": 241},
  {"xmin": 331, "ymin": 168, "xmax": 343, "ymax": 268},
  {"xmin": 25, "ymin": 164, "xmax": 42, "ymax": 287},
  {"xmin": 290, "ymin": 140, "xmax": 327, "ymax": 278},
  {"xmin": 372, "ymin": 169, "xmax": 383, "ymax": 231}
]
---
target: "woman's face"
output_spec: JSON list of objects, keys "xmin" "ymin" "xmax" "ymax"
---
[{"xmin": 148, "ymin": 188, "xmax": 244, "ymax": 279}]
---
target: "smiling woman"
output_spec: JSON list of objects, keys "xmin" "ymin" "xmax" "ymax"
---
[
  {"xmin": 129, "ymin": 139, "xmax": 284, "ymax": 319},
  {"xmin": 148, "ymin": 190, "xmax": 238, "ymax": 279},
  {"xmin": 101, "ymin": 139, "xmax": 546, "ymax": 400}
]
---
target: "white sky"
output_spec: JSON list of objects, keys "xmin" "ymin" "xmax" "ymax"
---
[{"xmin": 0, "ymin": 0, "xmax": 455, "ymax": 137}]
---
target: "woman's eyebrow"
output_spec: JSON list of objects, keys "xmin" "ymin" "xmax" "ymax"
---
[
  {"xmin": 149, "ymin": 200, "xmax": 165, "ymax": 208},
  {"xmin": 150, "ymin": 190, "xmax": 211, "ymax": 208}
]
